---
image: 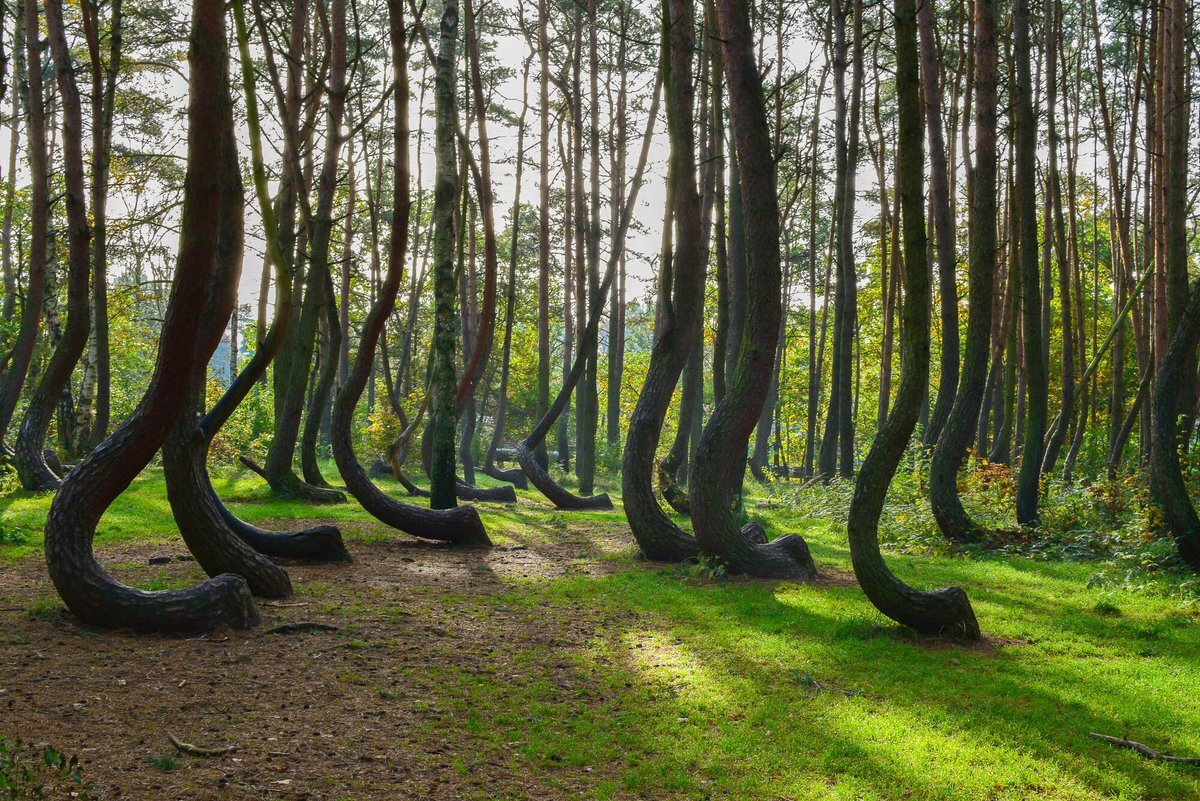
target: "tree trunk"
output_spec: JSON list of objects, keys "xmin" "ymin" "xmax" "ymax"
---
[
  {"xmin": 331, "ymin": 0, "xmax": 490, "ymax": 548},
  {"xmin": 484, "ymin": 50, "xmax": 531, "ymax": 490},
  {"xmin": 0, "ymin": 0, "xmax": 45, "ymax": 448},
  {"xmin": 43, "ymin": 0, "xmax": 260, "ymax": 632},
  {"xmin": 850, "ymin": 0, "xmax": 980, "ymax": 638},
  {"xmin": 80, "ymin": 0, "xmax": 122, "ymax": 450},
  {"xmin": 16, "ymin": 0, "xmax": 92, "ymax": 491},
  {"xmin": 428, "ymin": 0, "xmax": 462, "ymax": 510},
  {"xmin": 918, "ymin": 0, "xmax": 959, "ymax": 448},
  {"xmin": 623, "ymin": 0, "xmax": 704, "ymax": 562},
  {"xmin": 515, "ymin": 70, "xmax": 660, "ymax": 510},
  {"xmin": 930, "ymin": 0, "xmax": 996, "ymax": 544},
  {"xmin": 691, "ymin": 0, "xmax": 817, "ymax": 580},
  {"xmin": 1013, "ymin": 0, "xmax": 1045, "ymax": 526},
  {"xmin": 257, "ymin": 0, "xmax": 345, "ymax": 504},
  {"xmin": 163, "ymin": 92, "xmax": 297, "ymax": 600}
]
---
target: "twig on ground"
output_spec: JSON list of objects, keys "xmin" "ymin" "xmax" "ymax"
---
[
  {"xmin": 168, "ymin": 733, "xmax": 236, "ymax": 757},
  {"xmin": 263, "ymin": 622, "xmax": 340, "ymax": 635},
  {"xmin": 1088, "ymin": 733, "xmax": 1200, "ymax": 765}
]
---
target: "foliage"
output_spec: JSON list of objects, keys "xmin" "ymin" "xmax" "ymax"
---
[{"xmin": 0, "ymin": 738, "xmax": 92, "ymax": 799}]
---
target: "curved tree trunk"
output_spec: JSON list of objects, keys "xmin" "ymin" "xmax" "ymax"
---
[
  {"xmin": 81, "ymin": 0, "xmax": 122, "ymax": 451},
  {"xmin": 691, "ymin": 0, "xmax": 817, "ymax": 580},
  {"xmin": 258, "ymin": 0, "xmax": 347, "ymax": 505},
  {"xmin": 163, "ymin": 103, "xmax": 297, "ymax": 599},
  {"xmin": 15, "ymin": 0, "xmax": 92, "ymax": 491},
  {"xmin": 43, "ymin": 0, "xmax": 260, "ymax": 632},
  {"xmin": 177, "ymin": 0, "xmax": 352, "ymax": 567},
  {"xmin": 930, "ymin": 0, "xmax": 996, "ymax": 545},
  {"xmin": 483, "ymin": 53, "xmax": 531, "ymax": 492},
  {"xmin": 622, "ymin": 0, "xmax": 703, "ymax": 563},
  {"xmin": 516, "ymin": 70, "xmax": 661, "ymax": 510},
  {"xmin": 849, "ymin": 0, "xmax": 980, "ymax": 638},
  {"xmin": 0, "ymin": 0, "xmax": 46, "ymax": 449},
  {"xmin": 331, "ymin": 0, "xmax": 491, "ymax": 548}
]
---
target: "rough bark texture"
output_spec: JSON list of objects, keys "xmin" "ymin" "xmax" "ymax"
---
[
  {"xmin": 930, "ymin": 0, "xmax": 996, "ymax": 544},
  {"xmin": 1013, "ymin": 0, "xmax": 1046, "ymax": 526},
  {"xmin": 622, "ymin": 0, "xmax": 704, "ymax": 563},
  {"xmin": 1151, "ymin": 281, "xmax": 1200, "ymax": 569},
  {"xmin": 43, "ymin": 0, "xmax": 261, "ymax": 632},
  {"xmin": 331, "ymin": 0, "xmax": 491, "ymax": 548},
  {"xmin": 15, "ymin": 0, "xmax": 91, "ymax": 491},
  {"xmin": 692, "ymin": 0, "xmax": 817, "ymax": 580},
  {"xmin": 429, "ymin": 0, "xmax": 461, "ymax": 511},
  {"xmin": 162, "ymin": 97, "xmax": 298, "ymax": 599},
  {"xmin": 848, "ymin": 0, "xmax": 980, "ymax": 639}
]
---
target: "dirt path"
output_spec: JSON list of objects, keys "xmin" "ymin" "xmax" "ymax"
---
[{"xmin": 0, "ymin": 519, "xmax": 644, "ymax": 800}]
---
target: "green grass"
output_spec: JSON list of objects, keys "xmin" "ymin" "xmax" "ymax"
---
[{"xmin": 3, "ymin": 465, "xmax": 1200, "ymax": 799}]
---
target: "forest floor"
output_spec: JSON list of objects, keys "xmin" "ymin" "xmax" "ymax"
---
[{"xmin": 2, "ymin": 469, "xmax": 1200, "ymax": 800}]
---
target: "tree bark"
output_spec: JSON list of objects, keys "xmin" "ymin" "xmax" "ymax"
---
[
  {"xmin": 930, "ymin": 0, "xmax": 996, "ymax": 544},
  {"xmin": 16, "ymin": 0, "xmax": 92, "ymax": 491},
  {"xmin": 257, "ymin": 0, "xmax": 346, "ymax": 504},
  {"xmin": 623, "ymin": 0, "xmax": 705, "ymax": 563},
  {"xmin": 428, "ymin": 0, "xmax": 462, "ymax": 510},
  {"xmin": 0, "ymin": 0, "xmax": 45, "ymax": 448},
  {"xmin": 43, "ymin": 0, "xmax": 260, "ymax": 632},
  {"xmin": 918, "ymin": 0, "xmax": 959, "ymax": 448},
  {"xmin": 850, "ymin": 0, "xmax": 980, "ymax": 638},
  {"xmin": 1013, "ymin": 0, "xmax": 1045, "ymax": 526},
  {"xmin": 691, "ymin": 0, "xmax": 817, "ymax": 580}
]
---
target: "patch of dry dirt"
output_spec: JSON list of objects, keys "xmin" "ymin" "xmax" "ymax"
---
[{"xmin": 0, "ymin": 522, "xmax": 645, "ymax": 800}]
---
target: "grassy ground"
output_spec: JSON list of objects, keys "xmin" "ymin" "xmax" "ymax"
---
[{"xmin": 2, "ymin": 466, "xmax": 1200, "ymax": 799}]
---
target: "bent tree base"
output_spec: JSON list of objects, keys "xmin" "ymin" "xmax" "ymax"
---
[
  {"xmin": 44, "ymin": 0, "xmax": 262, "ymax": 634},
  {"xmin": 240, "ymin": 456, "xmax": 347, "ymax": 504},
  {"xmin": 847, "ymin": 0, "xmax": 980, "ymax": 640},
  {"xmin": 516, "ymin": 441, "xmax": 613, "ymax": 510},
  {"xmin": 329, "ymin": 5, "xmax": 491, "ymax": 550}
]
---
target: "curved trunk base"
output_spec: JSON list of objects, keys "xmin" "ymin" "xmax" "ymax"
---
[
  {"xmin": 214, "ymin": 500, "xmax": 353, "ymax": 562},
  {"xmin": 455, "ymin": 480, "xmax": 517, "ymax": 503},
  {"xmin": 515, "ymin": 441, "xmax": 612, "ymax": 510},
  {"xmin": 164, "ymin": 434, "xmax": 298, "ymax": 598},
  {"xmin": 482, "ymin": 464, "xmax": 529, "ymax": 490},
  {"xmin": 55, "ymin": 566, "xmax": 260, "ymax": 633},
  {"xmin": 731, "ymin": 533, "xmax": 818, "ymax": 580},
  {"xmin": 46, "ymin": 495, "xmax": 261, "ymax": 633},
  {"xmin": 332, "ymin": 428, "xmax": 492, "ymax": 548},
  {"xmin": 929, "ymin": 460, "xmax": 994, "ymax": 545},
  {"xmin": 239, "ymin": 456, "xmax": 347, "ymax": 503},
  {"xmin": 852, "ymin": 551, "xmax": 982, "ymax": 639},
  {"xmin": 14, "ymin": 440, "xmax": 62, "ymax": 492}
]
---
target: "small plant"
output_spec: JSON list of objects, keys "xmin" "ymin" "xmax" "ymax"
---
[
  {"xmin": 0, "ymin": 526, "xmax": 27, "ymax": 547},
  {"xmin": 687, "ymin": 554, "xmax": 727, "ymax": 581},
  {"xmin": 0, "ymin": 737, "xmax": 93, "ymax": 799},
  {"xmin": 143, "ymin": 754, "xmax": 179, "ymax": 772}
]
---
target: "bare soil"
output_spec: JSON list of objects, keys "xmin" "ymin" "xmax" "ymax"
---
[{"xmin": 0, "ymin": 519, "xmax": 647, "ymax": 800}]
